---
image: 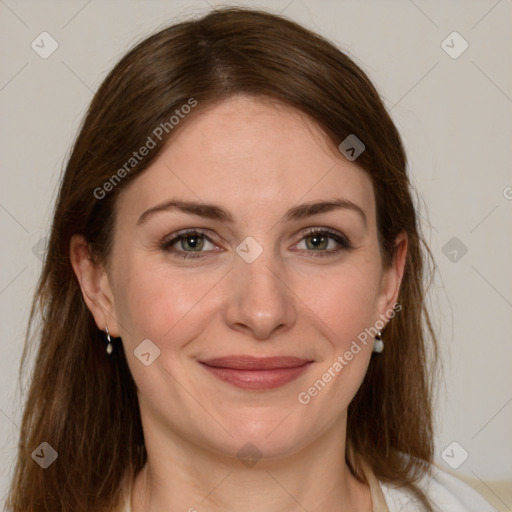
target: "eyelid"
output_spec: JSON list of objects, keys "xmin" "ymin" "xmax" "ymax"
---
[
  {"xmin": 291, "ymin": 227, "xmax": 352, "ymax": 256},
  {"xmin": 295, "ymin": 226, "xmax": 350, "ymax": 245},
  {"xmin": 160, "ymin": 228, "xmax": 220, "ymax": 251}
]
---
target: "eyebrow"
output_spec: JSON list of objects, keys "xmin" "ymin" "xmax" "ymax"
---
[{"xmin": 136, "ymin": 198, "xmax": 367, "ymax": 227}]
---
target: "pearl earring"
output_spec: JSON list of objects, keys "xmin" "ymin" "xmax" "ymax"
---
[
  {"xmin": 105, "ymin": 326, "xmax": 113, "ymax": 355},
  {"xmin": 373, "ymin": 331, "xmax": 384, "ymax": 354}
]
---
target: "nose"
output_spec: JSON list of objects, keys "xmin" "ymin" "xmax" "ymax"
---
[{"xmin": 223, "ymin": 243, "xmax": 297, "ymax": 341}]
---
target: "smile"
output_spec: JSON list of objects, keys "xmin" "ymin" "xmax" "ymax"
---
[{"xmin": 198, "ymin": 356, "xmax": 313, "ymax": 390}]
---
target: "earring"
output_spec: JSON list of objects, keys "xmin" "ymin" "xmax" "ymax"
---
[
  {"xmin": 373, "ymin": 331, "xmax": 384, "ymax": 354},
  {"xmin": 104, "ymin": 326, "xmax": 113, "ymax": 355}
]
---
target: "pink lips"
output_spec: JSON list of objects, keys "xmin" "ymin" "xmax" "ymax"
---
[{"xmin": 199, "ymin": 356, "xmax": 313, "ymax": 390}]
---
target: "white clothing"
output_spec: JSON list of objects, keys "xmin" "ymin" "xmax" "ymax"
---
[{"xmin": 378, "ymin": 464, "xmax": 498, "ymax": 511}]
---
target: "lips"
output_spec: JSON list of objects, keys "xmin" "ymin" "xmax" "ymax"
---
[
  {"xmin": 198, "ymin": 355, "xmax": 313, "ymax": 390},
  {"xmin": 199, "ymin": 355, "xmax": 312, "ymax": 370}
]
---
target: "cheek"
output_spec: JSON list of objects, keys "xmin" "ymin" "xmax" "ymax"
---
[
  {"xmin": 113, "ymin": 257, "xmax": 221, "ymax": 346},
  {"xmin": 293, "ymin": 263, "xmax": 380, "ymax": 416},
  {"xmin": 296, "ymin": 259, "xmax": 382, "ymax": 351}
]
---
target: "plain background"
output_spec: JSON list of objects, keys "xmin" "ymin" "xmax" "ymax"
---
[{"xmin": 1, "ymin": 0, "xmax": 511, "ymax": 510}]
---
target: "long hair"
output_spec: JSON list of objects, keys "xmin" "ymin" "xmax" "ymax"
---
[{"xmin": 7, "ymin": 7, "xmax": 438, "ymax": 511}]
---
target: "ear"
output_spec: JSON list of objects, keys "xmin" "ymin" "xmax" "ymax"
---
[
  {"xmin": 69, "ymin": 234, "xmax": 121, "ymax": 337},
  {"xmin": 375, "ymin": 232, "xmax": 408, "ymax": 316}
]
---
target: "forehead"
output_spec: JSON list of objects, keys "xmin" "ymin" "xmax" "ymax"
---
[{"xmin": 116, "ymin": 95, "xmax": 375, "ymax": 227}]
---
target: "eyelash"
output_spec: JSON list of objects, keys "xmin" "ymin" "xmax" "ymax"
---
[{"xmin": 160, "ymin": 227, "xmax": 352, "ymax": 260}]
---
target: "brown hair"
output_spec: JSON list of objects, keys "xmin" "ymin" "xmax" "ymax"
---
[{"xmin": 7, "ymin": 7, "xmax": 438, "ymax": 511}]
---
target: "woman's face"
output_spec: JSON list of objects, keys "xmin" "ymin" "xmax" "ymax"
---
[{"xmin": 81, "ymin": 95, "xmax": 405, "ymax": 461}]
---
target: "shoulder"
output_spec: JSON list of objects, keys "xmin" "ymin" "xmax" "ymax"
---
[{"xmin": 379, "ymin": 463, "xmax": 498, "ymax": 512}]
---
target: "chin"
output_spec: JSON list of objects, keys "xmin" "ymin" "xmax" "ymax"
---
[{"xmin": 216, "ymin": 414, "xmax": 309, "ymax": 459}]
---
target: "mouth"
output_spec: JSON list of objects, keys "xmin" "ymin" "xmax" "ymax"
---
[{"xmin": 198, "ymin": 355, "xmax": 313, "ymax": 390}]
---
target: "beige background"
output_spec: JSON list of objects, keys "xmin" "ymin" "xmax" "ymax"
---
[{"xmin": 1, "ymin": 0, "xmax": 511, "ymax": 510}]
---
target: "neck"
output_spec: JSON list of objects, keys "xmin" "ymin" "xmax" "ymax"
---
[{"xmin": 131, "ymin": 414, "xmax": 372, "ymax": 512}]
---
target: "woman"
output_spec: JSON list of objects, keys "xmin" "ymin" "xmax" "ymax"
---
[{"xmin": 6, "ymin": 7, "xmax": 497, "ymax": 512}]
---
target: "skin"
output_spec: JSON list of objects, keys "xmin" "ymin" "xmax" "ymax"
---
[{"xmin": 70, "ymin": 95, "xmax": 407, "ymax": 512}]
